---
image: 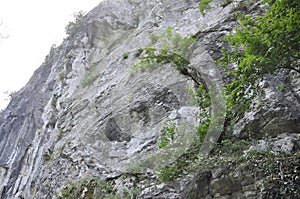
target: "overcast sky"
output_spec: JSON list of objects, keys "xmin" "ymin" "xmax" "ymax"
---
[{"xmin": 0, "ymin": 0, "xmax": 102, "ymax": 110}]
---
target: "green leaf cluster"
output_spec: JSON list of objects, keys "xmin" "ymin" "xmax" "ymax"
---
[
  {"xmin": 81, "ymin": 65, "xmax": 101, "ymax": 87},
  {"xmin": 59, "ymin": 177, "xmax": 115, "ymax": 199},
  {"xmin": 132, "ymin": 26, "xmax": 195, "ymax": 71},
  {"xmin": 192, "ymin": 84, "xmax": 211, "ymax": 142},
  {"xmin": 157, "ymin": 84, "xmax": 211, "ymax": 182},
  {"xmin": 132, "ymin": 26, "xmax": 213, "ymax": 182},
  {"xmin": 158, "ymin": 121, "xmax": 178, "ymax": 149},
  {"xmin": 198, "ymin": 0, "xmax": 213, "ymax": 16},
  {"xmin": 122, "ymin": 52, "xmax": 129, "ymax": 59},
  {"xmin": 218, "ymin": 0, "xmax": 300, "ymax": 118}
]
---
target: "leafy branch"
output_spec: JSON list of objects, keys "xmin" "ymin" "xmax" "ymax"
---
[
  {"xmin": 131, "ymin": 26, "xmax": 195, "ymax": 72},
  {"xmin": 218, "ymin": 0, "xmax": 300, "ymax": 118}
]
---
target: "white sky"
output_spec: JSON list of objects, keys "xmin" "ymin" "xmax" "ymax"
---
[{"xmin": 0, "ymin": 0, "xmax": 102, "ymax": 110}]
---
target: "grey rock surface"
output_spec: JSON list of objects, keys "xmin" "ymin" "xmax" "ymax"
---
[
  {"xmin": 0, "ymin": 0, "xmax": 299, "ymax": 198},
  {"xmin": 1, "ymin": 0, "xmax": 205, "ymax": 197}
]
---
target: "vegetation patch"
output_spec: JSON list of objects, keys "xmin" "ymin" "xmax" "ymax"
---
[
  {"xmin": 131, "ymin": 26, "xmax": 195, "ymax": 72},
  {"xmin": 58, "ymin": 177, "xmax": 114, "ymax": 199},
  {"xmin": 58, "ymin": 176, "xmax": 141, "ymax": 199},
  {"xmin": 80, "ymin": 65, "xmax": 101, "ymax": 88},
  {"xmin": 130, "ymin": 26, "xmax": 213, "ymax": 182},
  {"xmin": 198, "ymin": 0, "xmax": 213, "ymax": 15},
  {"xmin": 190, "ymin": 139, "xmax": 300, "ymax": 198},
  {"xmin": 217, "ymin": 0, "xmax": 300, "ymax": 119},
  {"xmin": 157, "ymin": 85, "xmax": 211, "ymax": 182},
  {"xmin": 58, "ymin": 128, "xmax": 64, "ymax": 139},
  {"xmin": 158, "ymin": 121, "xmax": 178, "ymax": 149},
  {"xmin": 122, "ymin": 52, "xmax": 129, "ymax": 59},
  {"xmin": 65, "ymin": 11, "xmax": 85, "ymax": 35},
  {"xmin": 254, "ymin": 151, "xmax": 300, "ymax": 198},
  {"xmin": 127, "ymin": 1, "xmax": 300, "ymax": 193}
]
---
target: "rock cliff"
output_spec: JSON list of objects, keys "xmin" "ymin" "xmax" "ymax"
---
[{"xmin": 0, "ymin": 0, "xmax": 299, "ymax": 198}]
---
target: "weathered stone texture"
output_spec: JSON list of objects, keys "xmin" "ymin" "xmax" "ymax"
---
[{"xmin": 0, "ymin": 0, "xmax": 299, "ymax": 198}]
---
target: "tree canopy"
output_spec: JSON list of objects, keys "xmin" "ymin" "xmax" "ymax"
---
[{"xmin": 219, "ymin": 0, "xmax": 300, "ymax": 117}]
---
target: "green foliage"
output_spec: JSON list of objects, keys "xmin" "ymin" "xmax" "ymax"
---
[
  {"xmin": 135, "ymin": 48, "xmax": 144, "ymax": 57},
  {"xmin": 65, "ymin": 11, "xmax": 85, "ymax": 35},
  {"xmin": 122, "ymin": 186, "xmax": 141, "ymax": 198},
  {"xmin": 218, "ymin": 139, "xmax": 250, "ymax": 155},
  {"xmin": 59, "ymin": 176, "xmax": 142, "ymax": 199},
  {"xmin": 158, "ymin": 121, "xmax": 178, "ymax": 149},
  {"xmin": 132, "ymin": 26, "xmax": 212, "ymax": 183},
  {"xmin": 157, "ymin": 144, "xmax": 200, "ymax": 182},
  {"xmin": 218, "ymin": 0, "xmax": 300, "ymax": 118},
  {"xmin": 81, "ymin": 65, "xmax": 100, "ymax": 87},
  {"xmin": 220, "ymin": 138, "xmax": 232, "ymax": 146},
  {"xmin": 122, "ymin": 52, "xmax": 129, "ymax": 59},
  {"xmin": 197, "ymin": 116, "xmax": 210, "ymax": 143},
  {"xmin": 58, "ymin": 128, "xmax": 64, "ymax": 139},
  {"xmin": 156, "ymin": 0, "xmax": 300, "ymax": 184},
  {"xmin": 188, "ymin": 83, "xmax": 211, "ymax": 142},
  {"xmin": 132, "ymin": 26, "xmax": 195, "ymax": 72},
  {"xmin": 157, "ymin": 84, "xmax": 211, "ymax": 182},
  {"xmin": 189, "ymin": 139, "xmax": 300, "ymax": 198},
  {"xmin": 189, "ymin": 139, "xmax": 251, "ymax": 175},
  {"xmin": 188, "ymin": 83, "xmax": 211, "ymax": 108},
  {"xmin": 158, "ymin": 163, "xmax": 184, "ymax": 182},
  {"xmin": 60, "ymin": 177, "xmax": 115, "ymax": 199},
  {"xmin": 198, "ymin": 0, "xmax": 213, "ymax": 15}
]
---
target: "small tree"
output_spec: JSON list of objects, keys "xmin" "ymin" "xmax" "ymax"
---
[
  {"xmin": 65, "ymin": 11, "xmax": 85, "ymax": 35},
  {"xmin": 198, "ymin": 0, "xmax": 213, "ymax": 16},
  {"xmin": 219, "ymin": 0, "xmax": 300, "ymax": 118}
]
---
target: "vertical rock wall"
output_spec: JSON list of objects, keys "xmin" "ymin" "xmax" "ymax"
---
[{"xmin": 0, "ymin": 0, "xmax": 299, "ymax": 198}]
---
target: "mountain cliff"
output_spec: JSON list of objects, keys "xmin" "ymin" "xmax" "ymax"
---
[{"xmin": 0, "ymin": 0, "xmax": 299, "ymax": 198}]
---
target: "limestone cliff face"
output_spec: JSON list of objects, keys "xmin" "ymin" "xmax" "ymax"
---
[{"xmin": 0, "ymin": 0, "xmax": 299, "ymax": 198}]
